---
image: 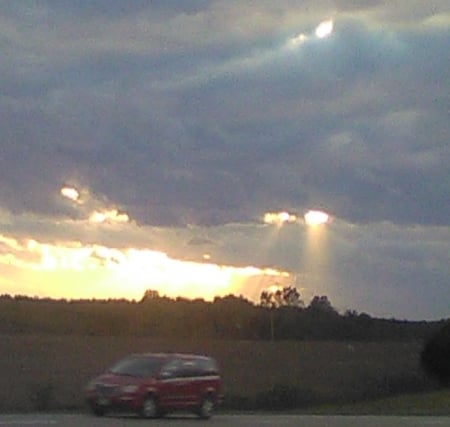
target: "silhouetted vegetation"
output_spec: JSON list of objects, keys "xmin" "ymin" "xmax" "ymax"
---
[
  {"xmin": 0, "ymin": 291, "xmax": 446, "ymax": 413},
  {"xmin": 260, "ymin": 285, "xmax": 303, "ymax": 308},
  {"xmin": 30, "ymin": 382, "xmax": 54, "ymax": 412},
  {"xmin": 0, "ymin": 292, "xmax": 443, "ymax": 342},
  {"xmin": 260, "ymin": 285, "xmax": 303, "ymax": 341},
  {"xmin": 0, "ymin": 288, "xmax": 445, "ymax": 413},
  {"xmin": 421, "ymin": 320, "xmax": 450, "ymax": 386}
]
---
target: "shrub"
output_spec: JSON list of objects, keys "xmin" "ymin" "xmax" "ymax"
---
[
  {"xmin": 255, "ymin": 384, "xmax": 315, "ymax": 410},
  {"xmin": 221, "ymin": 394, "xmax": 253, "ymax": 411},
  {"xmin": 421, "ymin": 322, "xmax": 450, "ymax": 386},
  {"xmin": 30, "ymin": 382, "xmax": 54, "ymax": 411}
]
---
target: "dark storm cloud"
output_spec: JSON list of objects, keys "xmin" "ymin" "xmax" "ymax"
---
[
  {"xmin": 40, "ymin": 0, "xmax": 213, "ymax": 19},
  {"xmin": 0, "ymin": 1, "xmax": 449, "ymax": 227},
  {"xmin": 2, "ymin": 0, "xmax": 450, "ymax": 320},
  {"xmin": 163, "ymin": 19, "xmax": 450, "ymax": 225}
]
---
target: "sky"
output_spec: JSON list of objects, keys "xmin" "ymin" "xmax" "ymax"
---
[{"xmin": 0, "ymin": 1, "xmax": 449, "ymax": 320}]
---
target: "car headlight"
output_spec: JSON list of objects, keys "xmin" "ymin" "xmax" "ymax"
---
[{"xmin": 122, "ymin": 385, "xmax": 139, "ymax": 393}]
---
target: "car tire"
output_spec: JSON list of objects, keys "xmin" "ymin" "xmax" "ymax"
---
[
  {"xmin": 140, "ymin": 395, "xmax": 159, "ymax": 418},
  {"xmin": 197, "ymin": 395, "xmax": 214, "ymax": 419},
  {"xmin": 91, "ymin": 404, "xmax": 106, "ymax": 417}
]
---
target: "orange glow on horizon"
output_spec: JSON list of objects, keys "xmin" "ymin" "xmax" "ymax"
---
[{"xmin": 0, "ymin": 234, "xmax": 291, "ymax": 302}]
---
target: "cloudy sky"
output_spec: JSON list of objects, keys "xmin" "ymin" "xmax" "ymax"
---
[{"xmin": 0, "ymin": 1, "xmax": 449, "ymax": 320}]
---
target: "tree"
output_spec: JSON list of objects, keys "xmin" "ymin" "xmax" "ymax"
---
[
  {"xmin": 260, "ymin": 285, "xmax": 303, "ymax": 340},
  {"xmin": 307, "ymin": 295, "xmax": 337, "ymax": 314},
  {"xmin": 260, "ymin": 285, "xmax": 303, "ymax": 309},
  {"xmin": 421, "ymin": 321, "xmax": 450, "ymax": 386},
  {"xmin": 140, "ymin": 289, "xmax": 160, "ymax": 302}
]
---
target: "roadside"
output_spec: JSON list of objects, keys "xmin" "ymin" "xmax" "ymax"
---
[{"xmin": 300, "ymin": 389, "xmax": 450, "ymax": 416}]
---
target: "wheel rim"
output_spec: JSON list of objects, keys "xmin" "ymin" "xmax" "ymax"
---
[
  {"xmin": 142, "ymin": 397, "xmax": 157, "ymax": 418},
  {"xmin": 201, "ymin": 398, "xmax": 214, "ymax": 418}
]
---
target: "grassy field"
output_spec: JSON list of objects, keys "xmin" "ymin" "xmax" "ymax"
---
[
  {"xmin": 307, "ymin": 389, "xmax": 450, "ymax": 416},
  {"xmin": 0, "ymin": 334, "xmax": 438, "ymax": 412}
]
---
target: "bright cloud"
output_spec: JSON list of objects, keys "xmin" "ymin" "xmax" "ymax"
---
[
  {"xmin": 89, "ymin": 209, "xmax": 130, "ymax": 224},
  {"xmin": 304, "ymin": 210, "xmax": 330, "ymax": 226},
  {"xmin": 264, "ymin": 211, "xmax": 298, "ymax": 225},
  {"xmin": 61, "ymin": 187, "xmax": 80, "ymax": 202},
  {"xmin": 286, "ymin": 18, "xmax": 334, "ymax": 49},
  {"xmin": 60, "ymin": 185, "xmax": 130, "ymax": 225},
  {"xmin": 286, "ymin": 33, "xmax": 308, "ymax": 48},
  {"xmin": 315, "ymin": 20, "xmax": 334, "ymax": 38}
]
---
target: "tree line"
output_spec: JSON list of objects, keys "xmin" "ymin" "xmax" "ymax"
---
[{"xmin": 0, "ymin": 289, "xmax": 443, "ymax": 342}]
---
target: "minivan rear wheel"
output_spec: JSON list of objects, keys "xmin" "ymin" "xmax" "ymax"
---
[
  {"xmin": 197, "ymin": 395, "xmax": 214, "ymax": 419},
  {"xmin": 140, "ymin": 395, "xmax": 158, "ymax": 418}
]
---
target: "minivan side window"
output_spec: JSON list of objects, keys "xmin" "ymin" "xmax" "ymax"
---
[
  {"xmin": 183, "ymin": 357, "xmax": 218, "ymax": 377},
  {"xmin": 160, "ymin": 356, "xmax": 218, "ymax": 378},
  {"xmin": 161, "ymin": 359, "xmax": 182, "ymax": 378},
  {"xmin": 197, "ymin": 357, "xmax": 218, "ymax": 375},
  {"xmin": 179, "ymin": 359, "xmax": 197, "ymax": 377}
]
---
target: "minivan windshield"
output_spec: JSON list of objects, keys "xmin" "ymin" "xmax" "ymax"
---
[{"xmin": 109, "ymin": 356, "xmax": 164, "ymax": 377}]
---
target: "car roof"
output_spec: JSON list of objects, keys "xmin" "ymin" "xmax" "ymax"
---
[{"xmin": 130, "ymin": 352, "xmax": 213, "ymax": 360}]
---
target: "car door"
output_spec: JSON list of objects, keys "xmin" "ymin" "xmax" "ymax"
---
[
  {"xmin": 158, "ymin": 358, "xmax": 186, "ymax": 407},
  {"xmin": 176, "ymin": 358, "xmax": 199, "ymax": 406}
]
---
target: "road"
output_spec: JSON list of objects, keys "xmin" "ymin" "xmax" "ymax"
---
[{"xmin": 0, "ymin": 414, "xmax": 449, "ymax": 427}]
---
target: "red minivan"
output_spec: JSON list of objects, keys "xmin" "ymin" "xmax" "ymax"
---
[{"xmin": 85, "ymin": 353, "xmax": 223, "ymax": 419}]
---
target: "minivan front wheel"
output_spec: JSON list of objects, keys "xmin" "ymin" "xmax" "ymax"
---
[
  {"xmin": 140, "ymin": 395, "xmax": 158, "ymax": 418},
  {"xmin": 91, "ymin": 403, "xmax": 106, "ymax": 417},
  {"xmin": 198, "ymin": 395, "xmax": 214, "ymax": 419}
]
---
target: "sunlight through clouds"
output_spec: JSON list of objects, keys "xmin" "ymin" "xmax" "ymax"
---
[
  {"xmin": 264, "ymin": 211, "xmax": 297, "ymax": 225},
  {"xmin": 0, "ymin": 233, "xmax": 291, "ymax": 301},
  {"xmin": 286, "ymin": 33, "xmax": 308, "ymax": 48},
  {"xmin": 304, "ymin": 210, "xmax": 330, "ymax": 226},
  {"xmin": 315, "ymin": 20, "xmax": 334, "ymax": 38},
  {"xmin": 89, "ymin": 209, "xmax": 130, "ymax": 224},
  {"xmin": 61, "ymin": 186, "xmax": 80, "ymax": 202},
  {"xmin": 162, "ymin": 17, "xmax": 336, "ymax": 89},
  {"xmin": 1, "ymin": 1, "xmax": 449, "ymax": 319},
  {"xmin": 285, "ymin": 19, "xmax": 334, "ymax": 49},
  {"xmin": 60, "ymin": 186, "xmax": 130, "ymax": 225}
]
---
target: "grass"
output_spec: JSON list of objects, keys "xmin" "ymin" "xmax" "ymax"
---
[
  {"xmin": 0, "ymin": 334, "xmax": 441, "ymax": 413},
  {"xmin": 305, "ymin": 389, "xmax": 450, "ymax": 416}
]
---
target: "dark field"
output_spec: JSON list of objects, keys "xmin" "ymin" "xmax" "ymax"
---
[{"xmin": 0, "ymin": 335, "xmax": 433, "ymax": 412}]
